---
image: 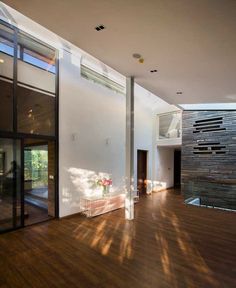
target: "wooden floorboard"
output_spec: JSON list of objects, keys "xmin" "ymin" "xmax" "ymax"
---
[{"xmin": 0, "ymin": 189, "xmax": 236, "ymax": 288}]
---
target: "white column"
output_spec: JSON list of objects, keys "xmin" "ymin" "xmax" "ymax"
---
[{"xmin": 125, "ymin": 76, "xmax": 134, "ymax": 220}]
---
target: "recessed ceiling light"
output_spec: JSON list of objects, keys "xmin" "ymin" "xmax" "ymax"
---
[
  {"xmin": 150, "ymin": 69, "xmax": 158, "ymax": 73},
  {"xmin": 176, "ymin": 91, "xmax": 183, "ymax": 95},
  {"xmin": 95, "ymin": 25, "xmax": 105, "ymax": 31},
  {"xmin": 132, "ymin": 53, "xmax": 141, "ymax": 59}
]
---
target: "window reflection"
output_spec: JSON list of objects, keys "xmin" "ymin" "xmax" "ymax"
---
[
  {"xmin": 0, "ymin": 24, "xmax": 14, "ymax": 131},
  {"xmin": 0, "ymin": 138, "xmax": 21, "ymax": 231},
  {"xmin": 17, "ymin": 85, "xmax": 55, "ymax": 136}
]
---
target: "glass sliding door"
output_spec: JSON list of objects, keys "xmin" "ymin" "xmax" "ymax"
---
[
  {"xmin": 23, "ymin": 139, "xmax": 55, "ymax": 226},
  {"xmin": 0, "ymin": 138, "xmax": 21, "ymax": 232}
]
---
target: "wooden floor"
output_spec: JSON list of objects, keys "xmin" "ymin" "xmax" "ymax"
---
[
  {"xmin": 0, "ymin": 189, "xmax": 236, "ymax": 288},
  {"xmin": 24, "ymin": 204, "xmax": 51, "ymax": 226},
  {"xmin": 0, "ymin": 200, "xmax": 50, "ymax": 229}
]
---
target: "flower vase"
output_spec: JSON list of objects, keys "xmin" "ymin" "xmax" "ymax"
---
[{"xmin": 103, "ymin": 185, "xmax": 109, "ymax": 197}]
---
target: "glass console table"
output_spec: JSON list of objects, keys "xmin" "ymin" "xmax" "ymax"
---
[{"xmin": 80, "ymin": 193, "xmax": 125, "ymax": 217}]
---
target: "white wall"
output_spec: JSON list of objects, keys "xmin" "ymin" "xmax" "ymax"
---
[
  {"xmin": 59, "ymin": 50, "xmax": 125, "ymax": 217},
  {"xmin": 152, "ymin": 105, "xmax": 182, "ymax": 190},
  {"xmin": 134, "ymin": 85, "xmax": 155, "ymax": 192},
  {"xmin": 154, "ymin": 147, "xmax": 175, "ymax": 191},
  {"xmin": 59, "ymin": 49, "xmax": 158, "ymax": 217}
]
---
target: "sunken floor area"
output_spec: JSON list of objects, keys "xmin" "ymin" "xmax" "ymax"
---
[{"xmin": 0, "ymin": 189, "xmax": 236, "ymax": 288}]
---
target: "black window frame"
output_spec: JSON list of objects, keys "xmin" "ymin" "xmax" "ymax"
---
[{"xmin": 0, "ymin": 19, "xmax": 59, "ymax": 234}]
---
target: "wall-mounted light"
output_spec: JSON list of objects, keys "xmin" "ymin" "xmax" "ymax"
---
[
  {"xmin": 71, "ymin": 133, "xmax": 78, "ymax": 142},
  {"xmin": 0, "ymin": 59, "xmax": 4, "ymax": 64},
  {"xmin": 105, "ymin": 137, "xmax": 111, "ymax": 146}
]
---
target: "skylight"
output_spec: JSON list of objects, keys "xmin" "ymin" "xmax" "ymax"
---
[{"xmin": 179, "ymin": 103, "xmax": 236, "ymax": 110}]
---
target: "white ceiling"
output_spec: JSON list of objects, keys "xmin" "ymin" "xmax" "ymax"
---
[{"xmin": 2, "ymin": 0, "xmax": 236, "ymax": 105}]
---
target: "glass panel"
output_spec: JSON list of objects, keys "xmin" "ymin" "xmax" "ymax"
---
[
  {"xmin": 24, "ymin": 139, "xmax": 55, "ymax": 226},
  {"xmin": 0, "ymin": 23, "xmax": 14, "ymax": 131},
  {"xmin": 17, "ymin": 85, "xmax": 55, "ymax": 136},
  {"xmin": 17, "ymin": 32, "xmax": 56, "ymax": 136},
  {"xmin": 17, "ymin": 32, "xmax": 56, "ymax": 94},
  {"xmin": 0, "ymin": 138, "xmax": 21, "ymax": 232},
  {"xmin": 23, "ymin": 48, "xmax": 56, "ymax": 73},
  {"xmin": 158, "ymin": 112, "xmax": 181, "ymax": 139}
]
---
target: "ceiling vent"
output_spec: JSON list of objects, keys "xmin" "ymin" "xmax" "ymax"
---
[{"xmin": 95, "ymin": 25, "xmax": 105, "ymax": 31}]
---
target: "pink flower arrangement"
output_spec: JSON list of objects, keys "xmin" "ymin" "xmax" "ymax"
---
[
  {"xmin": 97, "ymin": 177, "xmax": 112, "ymax": 196},
  {"xmin": 97, "ymin": 178, "xmax": 112, "ymax": 187}
]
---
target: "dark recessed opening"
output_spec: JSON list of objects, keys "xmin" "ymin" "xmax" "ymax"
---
[
  {"xmin": 193, "ymin": 151, "xmax": 212, "ymax": 155},
  {"xmin": 194, "ymin": 147, "xmax": 208, "ymax": 150},
  {"xmin": 198, "ymin": 142, "xmax": 220, "ymax": 146},
  {"xmin": 193, "ymin": 121, "xmax": 223, "ymax": 127},
  {"xmin": 202, "ymin": 128, "xmax": 226, "ymax": 132},
  {"xmin": 150, "ymin": 69, "xmax": 158, "ymax": 73},
  {"xmin": 195, "ymin": 117, "xmax": 223, "ymax": 123},
  {"xmin": 211, "ymin": 146, "xmax": 226, "ymax": 150},
  {"xmin": 195, "ymin": 125, "xmax": 221, "ymax": 130}
]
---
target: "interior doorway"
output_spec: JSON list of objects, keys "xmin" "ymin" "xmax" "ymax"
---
[
  {"xmin": 137, "ymin": 150, "xmax": 147, "ymax": 196},
  {"xmin": 174, "ymin": 149, "xmax": 181, "ymax": 188},
  {"xmin": 23, "ymin": 139, "xmax": 55, "ymax": 226}
]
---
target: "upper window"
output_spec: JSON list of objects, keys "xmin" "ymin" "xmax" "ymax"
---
[
  {"xmin": 0, "ymin": 37, "xmax": 14, "ymax": 56},
  {"xmin": 0, "ymin": 22, "xmax": 57, "ymax": 136},
  {"xmin": 0, "ymin": 23, "xmax": 14, "ymax": 132},
  {"xmin": 158, "ymin": 111, "xmax": 181, "ymax": 140},
  {"xmin": 81, "ymin": 55, "xmax": 125, "ymax": 94},
  {"xmin": 0, "ymin": 31, "xmax": 56, "ymax": 74},
  {"xmin": 18, "ymin": 33, "xmax": 56, "ymax": 74},
  {"xmin": 22, "ymin": 48, "xmax": 56, "ymax": 73},
  {"xmin": 179, "ymin": 103, "xmax": 236, "ymax": 110}
]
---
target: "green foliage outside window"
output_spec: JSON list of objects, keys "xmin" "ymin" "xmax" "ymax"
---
[{"xmin": 24, "ymin": 149, "xmax": 48, "ymax": 188}]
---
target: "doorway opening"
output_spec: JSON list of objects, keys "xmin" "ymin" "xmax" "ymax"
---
[
  {"xmin": 24, "ymin": 139, "xmax": 55, "ymax": 226},
  {"xmin": 137, "ymin": 150, "xmax": 148, "ymax": 196},
  {"xmin": 174, "ymin": 149, "xmax": 181, "ymax": 188}
]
